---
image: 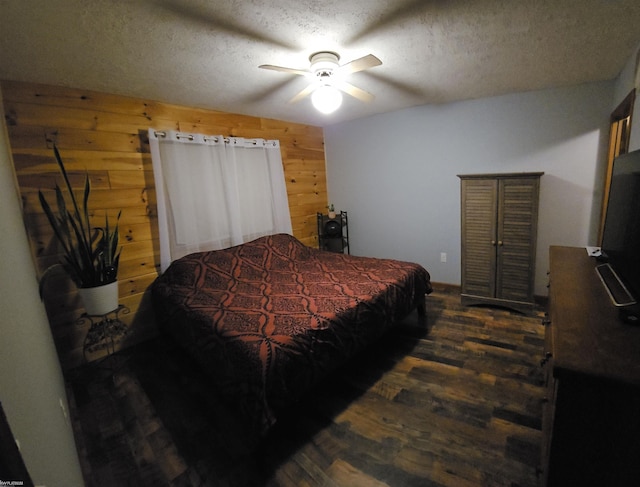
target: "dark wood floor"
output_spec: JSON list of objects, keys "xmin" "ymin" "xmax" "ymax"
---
[{"xmin": 66, "ymin": 285, "xmax": 546, "ymax": 487}]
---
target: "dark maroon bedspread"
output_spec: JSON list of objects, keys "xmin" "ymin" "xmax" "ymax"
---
[{"xmin": 151, "ymin": 233, "xmax": 431, "ymax": 432}]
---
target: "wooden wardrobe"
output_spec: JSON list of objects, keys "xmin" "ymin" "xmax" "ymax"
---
[{"xmin": 458, "ymin": 172, "xmax": 543, "ymax": 314}]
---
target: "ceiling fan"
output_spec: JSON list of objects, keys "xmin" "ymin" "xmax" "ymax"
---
[{"xmin": 259, "ymin": 51, "xmax": 382, "ymax": 113}]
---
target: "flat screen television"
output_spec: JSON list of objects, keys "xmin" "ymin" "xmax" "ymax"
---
[{"xmin": 600, "ymin": 149, "xmax": 640, "ymax": 321}]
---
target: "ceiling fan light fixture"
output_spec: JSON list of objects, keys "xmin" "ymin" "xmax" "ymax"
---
[
  {"xmin": 311, "ymin": 85, "xmax": 343, "ymax": 114},
  {"xmin": 309, "ymin": 51, "xmax": 340, "ymax": 75}
]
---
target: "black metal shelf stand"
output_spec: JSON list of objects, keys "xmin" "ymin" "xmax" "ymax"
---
[{"xmin": 317, "ymin": 210, "xmax": 350, "ymax": 254}]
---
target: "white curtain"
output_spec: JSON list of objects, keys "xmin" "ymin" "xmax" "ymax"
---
[{"xmin": 149, "ymin": 129, "xmax": 292, "ymax": 272}]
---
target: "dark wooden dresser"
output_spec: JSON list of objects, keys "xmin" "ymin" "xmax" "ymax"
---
[{"xmin": 543, "ymin": 246, "xmax": 640, "ymax": 486}]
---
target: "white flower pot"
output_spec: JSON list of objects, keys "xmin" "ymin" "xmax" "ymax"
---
[{"xmin": 78, "ymin": 280, "xmax": 119, "ymax": 316}]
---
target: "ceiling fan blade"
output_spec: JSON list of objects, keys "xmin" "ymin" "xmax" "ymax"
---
[
  {"xmin": 332, "ymin": 80, "xmax": 375, "ymax": 103},
  {"xmin": 338, "ymin": 54, "xmax": 382, "ymax": 75},
  {"xmin": 288, "ymin": 83, "xmax": 318, "ymax": 104},
  {"xmin": 259, "ymin": 64, "xmax": 310, "ymax": 76}
]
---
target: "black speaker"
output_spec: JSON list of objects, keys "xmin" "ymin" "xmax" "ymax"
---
[
  {"xmin": 317, "ymin": 211, "xmax": 349, "ymax": 254},
  {"xmin": 324, "ymin": 219, "xmax": 342, "ymax": 237}
]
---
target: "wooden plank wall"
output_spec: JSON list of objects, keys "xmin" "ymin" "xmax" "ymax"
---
[{"xmin": 1, "ymin": 80, "xmax": 327, "ymax": 370}]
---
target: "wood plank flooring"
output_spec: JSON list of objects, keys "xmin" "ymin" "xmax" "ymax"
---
[{"xmin": 66, "ymin": 285, "xmax": 546, "ymax": 486}]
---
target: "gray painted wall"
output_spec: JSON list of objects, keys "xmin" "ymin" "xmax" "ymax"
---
[
  {"xmin": 0, "ymin": 90, "xmax": 84, "ymax": 485},
  {"xmin": 324, "ymin": 81, "xmax": 614, "ymax": 297}
]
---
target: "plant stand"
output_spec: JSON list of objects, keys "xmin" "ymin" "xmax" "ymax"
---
[{"xmin": 78, "ymin": 305, "xmax": 130, "ymax": 365}]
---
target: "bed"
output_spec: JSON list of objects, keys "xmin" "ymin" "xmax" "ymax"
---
[{"xmin": 151, "ymin": 233, "xmax": 431, "ymax": 433}]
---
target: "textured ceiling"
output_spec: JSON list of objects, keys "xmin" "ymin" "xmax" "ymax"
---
[{"xmin": 1, "ymin": 0, "xmax": 640, "ymax": 127}]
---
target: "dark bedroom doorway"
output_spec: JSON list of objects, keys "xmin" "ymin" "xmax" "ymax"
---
[{"xmin": 599, "ymin": 88, "xmax": 635, "ymax": 244}]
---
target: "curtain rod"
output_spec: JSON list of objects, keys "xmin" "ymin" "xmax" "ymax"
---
[
  {"xmin": 153, "ymin": 131, "xmax": 277, "ymax": 147},
  {"xmin": 153, "ymin": 130, "xmax": 231, "ymax": 143}
]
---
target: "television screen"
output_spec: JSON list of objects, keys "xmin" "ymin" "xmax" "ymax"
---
[{"xmin": 601, "ymin": 150, "xmax": 640, "ymax": 305}]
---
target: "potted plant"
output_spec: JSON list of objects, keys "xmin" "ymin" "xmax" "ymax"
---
[
  {"xmin": 38, "ymin": 145, "xmax": 122, "ymax": 316},
  {"xmin": 327, "ymin": 203, "xmax": 336, "ymax": 219}
]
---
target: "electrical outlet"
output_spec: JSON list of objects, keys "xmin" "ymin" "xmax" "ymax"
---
[{"xmin": 440, "ymin": 252, "xmax": 447, "ymax": 263}]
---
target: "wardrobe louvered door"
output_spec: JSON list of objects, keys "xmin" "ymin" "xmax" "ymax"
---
[
  {"xmin": 460, "ymin": 177, "xmax": 498, "ymax": 299},
  {"xmin": 459, "ymin": 172, "xmax": 543, "ymax": 314}
]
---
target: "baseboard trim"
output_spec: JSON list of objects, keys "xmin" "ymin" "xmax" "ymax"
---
[
  {"xmin": 429, "ymin": 282, "xmax": 461, "ymax": 293},
  {"xmin": 429, "ymin": 282, "xmax": 548, "ymax": 311}
]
